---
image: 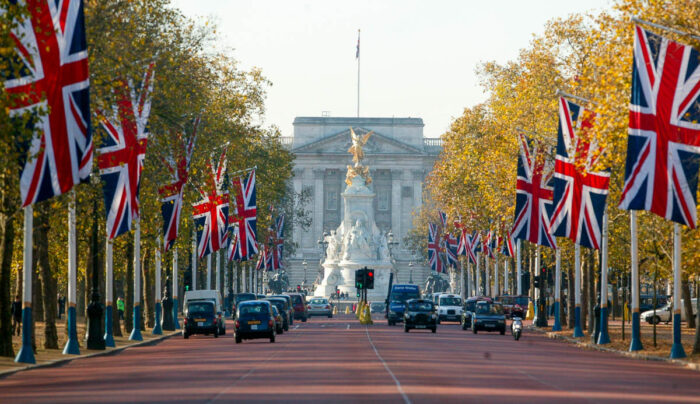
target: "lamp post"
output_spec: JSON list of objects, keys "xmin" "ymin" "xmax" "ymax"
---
[
  {"xmin": 302, "ymin": 259, "xmax": 308, "ymax": 285},
  {"xmin": 387, "ymin": 230, "xmax": 399, "ymax": 281},
  {"xmin": 408, "ymin": 262, "xmax": 414, "ymax": 284}
]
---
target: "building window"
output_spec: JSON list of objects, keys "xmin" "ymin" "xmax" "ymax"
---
[
  {"xmin": 378, "ymin": 189, "xmax": 390, "ymax": 211},
  {"xmin": 326, "ymin": 189, "xmax": 338, "ymax": 211}
]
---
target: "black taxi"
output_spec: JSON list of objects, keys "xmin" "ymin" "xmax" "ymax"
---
[{"xmin": 403, "ymin": 299, "xmax": 438, "ymax": 333}]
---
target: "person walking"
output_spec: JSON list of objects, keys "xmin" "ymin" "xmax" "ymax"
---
[
  {"xmin": 57, "ymin": 294, "xmax": 65, "ymax": 320},
  {"xmin": 11, "ymin": 295, "xmax": 22, "ymax": 336},
  {"xmin": 117, "ymin": 296, "xmax": 125, "ymax": 321}
]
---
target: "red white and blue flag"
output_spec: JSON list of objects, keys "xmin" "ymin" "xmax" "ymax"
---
[
  {"xmin": 98, "ymin": 63, "xmax": 155, "ymax": 239},
  {"xmin": 483, "ymin": 231, "xmax": 495, "ymax": 259},
  {"xmin": 255, "ymin": 246, "xmax": 268, "ymax": 271},
  {"xmin": 511, "ymin": 132, "xmax": 557, "ymax": 249},
  {"xmin": 618, "ymin": 26, "xmax": 700, "ymax": 228},
  {"xmin": 428, "ymin": 223, "xmax": 444, "ymax": 273},
  {"xmin": 445, "ymin": 232, "xmax": 460, "ymax": 268},
  {"xmin": 159, "ymin": 118, "xmax": 198, "ymax": 251},
  {"xmin": 550, "ymin": 97, "xmax": 610, "ymax": 249},
  {"xmin": 193, "ymin": 149, "xmax": 229, "ymax": 258},
  {"xmin": 468, "ymin": 231, "xmax": 481, "ymax": 264},
  {"xmin": 4, "ymin": 0, "xmax": 92, "ymax": 207},
  {"xmin": 228, "ymin": 170, "xmax": 258, "ymax": 261},
  {"xmin": 501, "ymin": 232, "xmax": 515, "ymax": 257}
]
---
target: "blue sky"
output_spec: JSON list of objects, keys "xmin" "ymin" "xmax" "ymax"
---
[{"xmin": 173, "ymin": 0, "xmax": 613, "ymax": 138}]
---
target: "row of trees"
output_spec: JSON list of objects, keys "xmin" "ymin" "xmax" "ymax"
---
[
  {"xmin": 410, "ymin": 0, "xmax": 700, "ymax": 351},
  {"xmin": 0, "ymin": 0, "xmax": 297, "ymax": 357}
]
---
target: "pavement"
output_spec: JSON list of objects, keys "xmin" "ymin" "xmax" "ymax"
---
[{"xmin": 0, "ymin": 314, "xmax": 699, "ymax": 403}]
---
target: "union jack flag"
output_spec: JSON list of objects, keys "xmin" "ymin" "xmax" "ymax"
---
[
  {"xmin": 229, "ymin": 170, "xmax": 258, "ymax": 261},
  {"xmin": 511, "ymin": 132, "xmax": 557, "ymax": 248},
  {"xmin": 483, "ymin": 231, "xmax": 495, "ymax": 259},
  {"xmin": 550, "ymin": 97, "xmax": 610, "ymax": 249},
  {"xmin": 468, "ymin": 231, "xmax": 481, "ymax": 264},
  {"xmin": 501, "ymin": 232, "xmax": 515, "ymax": 257},
  {"xmin": 98, "ymin": 63, "xmax": 155, "ymax": 239},
  {"xmin": 427, "ymin": 223, "xmax": 444, "ymax": 273},
  {"xmin": 269, "ymin": 214, "xmax": 285, "ymax": 270},
  {"xmin": 159, "ymin": 118, "xmax": 198, "ymax": 251},
  {"xmin": 193, "ymin": 149, "xmax": 228, "ymax": 258},
  {"xmin": 457, "ymin": 228, "xmax": 471, "ymax": 255},
  {"xmin": 4, "ymin": 0, "xmax": 91, "ymax": 207},
  {"xmin": 619, "ymin": 26, "xmax": 700, "ymax": 228},
  {"xmin": 445, "ymin": 232, "xmax": 460, "ymax": 268},
  {"xmin": 255, "ymin": 244, "xmax": 268, "ymax": 271}
]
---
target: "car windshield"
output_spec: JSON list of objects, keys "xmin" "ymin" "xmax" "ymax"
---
[
  {"xmin": 266, "ymin": 300, "xmax": 285, "ymax": 311},
  {"xmin": 239, "ymin": 304, "xmax": 269, "ymax": 315},
  {"xmin": 291, "ymin": 295, "xmax": 303, "ymax": 305},
  {"xmin": 475, "ymin": 303, "xmax": 503, "ymax": 315},
  {"xmin": 310, "ymin": 299, "xmax": 328, "ymax": 305},
  {"xmin": 391, "ymin": 291, "xmax": 420, "ymax": 303},
  {"xmin": 407, "ymin": 302, "xmax": 433, "ymax": 311},
  {"xmin": 440, "ymin": 297, "xmax": 461, "ymax": 306},
  {"xmin": 235, "ymin": 294, "xmax": 256, "ymax": 304},
  {"xmin": 187, "ymin": 302, "xmax": 213, "ymax": 314},
  {"xmin": 271, "ymin": 306, "xmax": 279, "ymax": 316}
]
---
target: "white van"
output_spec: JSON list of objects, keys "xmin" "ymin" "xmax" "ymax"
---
[
  {"xmin": 641, "ymin": 298, "xmax": 697, "ymax": 324},
  {"xmin": 184, "ymin": 290, "xmax": 225, "ymax": 335},
  {"xmin": 437, "ymin": 293, "xmax": 463, "ymax": 323}
]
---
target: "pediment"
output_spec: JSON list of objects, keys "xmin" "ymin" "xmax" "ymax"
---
[{"xmin": 293, "ymin": 127, "xmax": 424, "ymax": 155}]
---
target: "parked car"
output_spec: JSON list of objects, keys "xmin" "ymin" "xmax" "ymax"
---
[
  {"xmin": 496, "ymin": 295, "xmax": 531, "ymax": 319},
  {"xmin": 436, "ymin": 294, "xmax": 463, "ymax": 323},
  {"xmin": 183, "ymin": 289, "xmax": 225, "ymax": 335},
  {"xmin": 234, "ymin": 301, "xmax": 276, "ymax": 343},
  {"xmin": 472, "ymin": 301, "xmax": 506, "ymax": 334},
  {"xmin": 461, "ymin": 296, "xmax": 493, "ymax": 330},
  {"xmin": 271, "ymin": 295, "xmax": 294, "ymax": 325},
  {"xmin": 403, "ymin": 299, "xmax": 437, "ymax": 333},
  {"xmin": 271, "ymin": 306, "xmax": 284, "ymax": 334},
  {"xmin": 642, "ymin": 298, "xmax": 697, "ymax": 324},
  {"xmin": 264, "ymin": 297, "xmax": 290, "ymax": 331},
  {"xmin": 639, "ymin": 294, "xmax": 668, "ymax": 314},
  {"xmin": 288, "ymin": 293, "xmax": 308, "ymax": 322},
  {"xmin": 307, "ymin": 297, "xmax": 333, "ymax": 318},
  {"xmin": 233, "ymin": 293, "xmax": 257, "ymax": 319},
  {"xmin": 183, "ymin": 300, "xmax": 219, "ymax": 339}
]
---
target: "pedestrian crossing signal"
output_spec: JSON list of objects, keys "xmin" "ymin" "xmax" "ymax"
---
[{"xmin": 366, "ymin": 269, "xmax": 374, "ymax": 289}]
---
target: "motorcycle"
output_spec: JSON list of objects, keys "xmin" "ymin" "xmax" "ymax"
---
[{"xmin": 511, "ymin": 316, "xmax": 523, "ymax": 341}]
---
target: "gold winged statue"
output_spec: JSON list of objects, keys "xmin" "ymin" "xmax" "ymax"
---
[{"xmin": 346, "ymin": 127, "xmax": 374, "ymax": 186}]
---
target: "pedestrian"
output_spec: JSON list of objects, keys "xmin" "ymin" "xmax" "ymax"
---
[
  {"xmin": 11, "ymin": 294, "xmax": 22, "ymax": 336},
  {"xmin": 117, "ymin": 296, "xmax": 125, "ymax": 320},
  {"xmin": 57, "ymin": 293, "xmax": 65, "ymax": 320}
]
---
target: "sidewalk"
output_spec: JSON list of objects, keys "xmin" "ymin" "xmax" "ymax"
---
[
  {"xmin": 528, "ymin": 318, "xmax": 700, "ymax": 371},
  {"xmin": 0, "ymin": 318, "xmax": 179, "ymax": 378}
]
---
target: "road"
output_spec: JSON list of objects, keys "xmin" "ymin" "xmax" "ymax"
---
[{"xmin": 1, "ymin": 314, "xmax": 699, "ymax": 403}]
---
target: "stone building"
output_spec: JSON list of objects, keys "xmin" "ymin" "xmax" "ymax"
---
[{"xmin": 282, "ymin": 116, "xmax": 441, "ymax": 291}]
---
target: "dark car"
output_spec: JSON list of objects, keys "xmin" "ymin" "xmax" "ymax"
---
[
  {"xmin": 403, "ymin": 299, "xmax": 437, "ymax": 333},
  {"xmin": 233, "ymin": 293, "xmax": 257, "ymax": 319},
  {"xmin": 183, "ymin": 301, "xmax": 219, "ymax": 339},
  {"xmin": 496, "ymin": 295, "xmax": 531, "ymax": 319},
  {"xmin": 472, "ymin": 301, "xmax": 506, "ymax": 334},
  {"xmin": 265, "ymin": 298, "xmax": 290, "ymax": 331},
  {"xmin": 271, "ymin": 295, "xmax": 294, "ymax": 326},
  {"xmin": 234, "ymin": 301, "xmax": 276, "ymax": 343},
  {"xmin": 271, "ymin": 306, "xmax": 284, "ymax": 334},
  {"xmin": 289, "ymin": 293, "xmax": 308, "ymax": 322},
  {"xmin": 639, "ymin": 294, "xmax": 668, "ymax": 313},
  {"xmin": 461, "ymin": 296, "xmax": 492, "ymax": 330}
]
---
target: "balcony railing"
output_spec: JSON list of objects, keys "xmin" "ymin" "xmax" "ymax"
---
[{"xmin": 423, "ymin": 138, "xmax": 443, "ymax": 154}]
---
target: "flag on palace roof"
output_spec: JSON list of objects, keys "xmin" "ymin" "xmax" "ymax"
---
[{"xmin": 618, "ymin": 26, "xmax": 700, "ymax": 229}]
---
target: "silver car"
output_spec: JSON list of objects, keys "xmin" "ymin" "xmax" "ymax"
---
[{"xmin": 307, "ymin": 298, "xmax": 333, "ymax": 318}]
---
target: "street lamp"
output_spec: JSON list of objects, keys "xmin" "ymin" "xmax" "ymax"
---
[
  {"xmin": 408, "ymin": 261, "xmax": 414, "ymax": 284},
  {"xmin": 302, "ymin": 259, "xmax": 308, "ymax": 284}
]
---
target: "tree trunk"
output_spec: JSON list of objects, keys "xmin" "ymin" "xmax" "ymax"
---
[
  {"xmin": 693, "ymin": 279, "xmax": 700, "ymax": 354},
  {"xmin": 32, "ymin": 244, "xmax": 43, "ymax": 323},
  {"xmin": 561, "ymin": 264, "xmax": 567, "ymax": 326},
  {"xmin": 35, "ymin": 204, "xmax": 58, "ymax": 349},
  {"xmin": 587, "ymin": 250, "xmax": 595, "ymax": 333},
  {"xmin": 581, "ymin": 260, "xmax": 588, "ymax": 329},
  {"xmin": 0, "ymin": 199, "xmax": 17, "ymax": 357},
  {"xmin": 681, "ymin": 275, "xmax": 695, "ymax": 329},
  {"xmin": 124, "ymin": 233, "xmax": 134, "ymax": 334},
  {"xmin": 567, "ymin": 264, "xmax": 575, "ymax": 329},
  {"xmin": 142, "ymin": 248, "xmax": 153, "ymax": 329}
]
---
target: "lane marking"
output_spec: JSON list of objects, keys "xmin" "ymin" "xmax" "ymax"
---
[
  {"xmin": 294, "ymin": 325, "xmax": 299, "ymax": 330},
  {"xmin": 365, "ymin": 326, "xmax": 411, "ymax": 404},
  {"xmin": 346, "ymin": 324, "xmax": 350, "ymax": 330}
]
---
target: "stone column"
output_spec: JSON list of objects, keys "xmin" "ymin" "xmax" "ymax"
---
[
  {"xmin": 412, "ymin": 170, "xmax": 423, "ymax": 210},
  {"xmin": 292, "ymin": 168, "xmax": 304, "ymax": 257},
  {"xmin": 313, "ymin": 169, "xmax": 325, "ymax": 243},
  {"xmin": 390, "ymin": 169, "xmax": 402, "ymax": 237}
]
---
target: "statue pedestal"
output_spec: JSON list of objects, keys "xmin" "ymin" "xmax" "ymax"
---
[{"xmin": 314, "ymin": 176, "xmax": 393, "ymax": 301}]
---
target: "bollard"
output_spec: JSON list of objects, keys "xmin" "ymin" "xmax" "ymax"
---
[
  {"xmin": 525, "ymin": 301, "xmax": 535, "ymax": 320},
  {"xmin": 345, "ymin": 306, "xmax": 350, "ymax": 315}
]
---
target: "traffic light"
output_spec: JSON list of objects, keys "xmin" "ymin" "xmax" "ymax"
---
[
  {"xmin": 355, "ymin": 269, "xmax": 365, "ymax": 289},
  {"xmin": 366, "ymin": 269, "xmax": 374, "ymax": 289}
]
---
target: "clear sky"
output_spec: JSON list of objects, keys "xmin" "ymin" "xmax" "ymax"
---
[{"xmin": 173, "ymin": 0, "xmax": 612, "ymax": 138}]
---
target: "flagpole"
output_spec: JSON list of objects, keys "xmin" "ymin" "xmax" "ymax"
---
[
  {"xmin": 632, "ymin": 16, "xmax": 700, "ymax": 42},
  {"xmin": 207, "ymin": 254, "xmax": 212, "ymax": 290},
  {"xmin": 628, "ymin": 211, "xmax": 641, "ymax": 350},
  {"xmin": 173, "ymin": 248, "xmax": 180, "ymax": 329},
  {"xmin": 552, "ymin": 247, "xmax": 562, "ymax": 331},
  {"xmin": 597, "ymin": 213, "xmax": 610, "ymax": 344},
  {"xmin": 192, "ymin": 232, "xmax": 197, "ymax": 291},
  {"xmin": 216, "ymin": 251, "xmax": 221, "ymax": 297},
  {"xmin": 15, "ymin": 206, "xmax": 35, "ymax": 364},
  {"xmin": 357, "ymin": 29, "xmax": 360, "ymax": 118},
  {"xmin": 64, "ymin": 192, "xmax": 79, "ymax": 355},
  {"xmin": 494, "ymin": 255, "xmax": 499, "ymax": 297},
  {"xmin": 104, "ymin": 238, "xmax": 115, "ymax": 347},
  {"xmin": 153, "ymin": 237, "xmax": 163, "ymax": 335},
  {"xmin": 573, "ymin": 243, "xmax": 584, "ymax": 337},
  {"xmin": 670, "ymin": 223, "xmax": 686, "ymax": 358},
  {"xmin": 475, "ymin": 253, "xmax": 480, "ymax": 296},
  {"xmin": 504, "ymin": 260, "xmax": 509, "ymax": 295},
  {"xmin": 129, "ymin": 218, "xmax": 143, "ymax": 341},
  {"xmin": 516, "ymin": 240, "xmax": 522, "ymax": 295}
]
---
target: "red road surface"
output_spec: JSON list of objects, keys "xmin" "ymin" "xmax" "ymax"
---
[{"xmin": 1, "ymin": 314, "xmax": 699, "ymax": 403}]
